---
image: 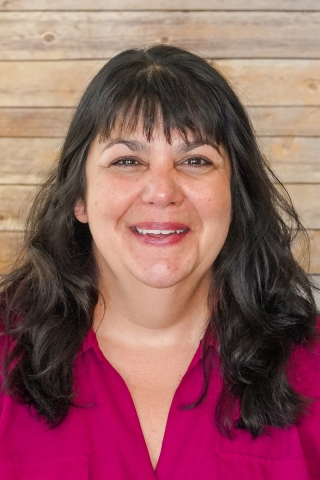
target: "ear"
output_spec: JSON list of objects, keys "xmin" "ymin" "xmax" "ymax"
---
[{"xmin": 74, "ymin": 199, "xmax": 88, "ymax": 224}]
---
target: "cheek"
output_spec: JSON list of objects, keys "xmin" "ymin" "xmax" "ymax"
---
[
  {"xmin": 86, "ymin": 180, "xmax": 137, "ymax": 224},
  {"xmin": 194, "ymin": 182, "xmax": 232, "ymax": 224}
]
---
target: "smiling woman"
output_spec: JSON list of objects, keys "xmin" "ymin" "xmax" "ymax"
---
[{"xmin": 0, "ymin": 45, "xmax": 319, "ymax": 480}]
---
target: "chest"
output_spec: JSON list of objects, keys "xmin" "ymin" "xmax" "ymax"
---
[
  {"xmin": 96, "ymin": 340, "xmax": 200, "ymax": 469},
  {"xmin": 125, "ymin": 380, "xmax": 177, "ymax": 468}
]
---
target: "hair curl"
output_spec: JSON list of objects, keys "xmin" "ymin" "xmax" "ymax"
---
[{"xmin": 0, "ymin": 44, "xmax": 318, "ymax": 434}]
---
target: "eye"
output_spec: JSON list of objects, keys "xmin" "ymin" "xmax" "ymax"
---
[
  {"xmin": 110, "ymin": 157, "xmax": 141, "ymax": 167},
  {"xmin": 183, "ymin": 156, "xmax": 212, "ymax": 167},
  {"xmin": 177, "ymin": 155, "xmax": 215, "ymax": 175}
]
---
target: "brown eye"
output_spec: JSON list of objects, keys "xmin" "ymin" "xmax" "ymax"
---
[
  {"xmin": 111, "ymin": 157, "xmax": 140, "ymax": 167},
  {"xmin": 185, "ymin": 157, "xmax": 210, "ymax": 166}
]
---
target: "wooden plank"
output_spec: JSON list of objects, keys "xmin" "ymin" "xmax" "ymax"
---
[
  {"xmin": 0, "ymin": 108, "xmax": 73, "ymax": 137},
  {"xmin": 1, "ymin": 12, "xmax": 320, "ymax": 60},
  {"xmin": 0, "ymin": 60, "xmax": 101, "ymax": 108},
  {"xmin": 0, "ymin": 137, "xmax": 319, "ymax": 185},
  {"xmin": 0, "ymin": 185, "xmax": 36, "ymax": 230},
  {"xmin": 2, "ymin": 59, "xmax": 320, "ymax": 108},
  {"xmin": 248, "ymin": 106, "xmax": 320, "ymax": 137},
  {"xmin": 0, "ymin": 231, "xmax": 23, "ymax": 274},
  {"xmin": 284, "ymin": 185, "xmax": 320, "ymax": 230},
  {"xmin": 259, "ymin": 137, "xmax": 320, "ymax": 183},
  {"xmin": 0, "ymin": 138, "xmax": 60, "ymax": 184},
  {"xmin": 216, "ymin": 59, "xmax": 320, "ymax": 107},
  {"xmin": 309, "ymin": 231, "xmax": 320, "ymax": 274},
  {"xmin": 1, "ymin": 0, "xmax": 320, "ymax": 11},
  {"xmin": 1, "ymin": 106, "xmax": 320, "ymax": 137}
]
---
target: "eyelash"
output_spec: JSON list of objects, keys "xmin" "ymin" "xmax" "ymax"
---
[
  {"xmin": 111, "ymin": 156, "xmax": 212, "ymax": 167},
  {"xmin": 183, "ymin": 156, "xmax": 211, "ymax": 167},
  {"xmin": 112, "ymin": 157, "xmax": 140, "ymax": 166}
]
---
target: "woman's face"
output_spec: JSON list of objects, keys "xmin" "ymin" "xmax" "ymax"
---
[{"xmin": 74, "ymin": 124, "xmax": 232, "ymax": 291}]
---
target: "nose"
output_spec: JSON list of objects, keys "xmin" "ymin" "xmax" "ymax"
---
[{"xmin": 140, "ymin": 169, "xmax": 184, "ymax": 208}]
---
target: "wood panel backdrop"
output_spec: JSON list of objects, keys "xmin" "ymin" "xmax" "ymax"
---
[{"xmin": 0, "ymin": 0, "xmax": 319, "ymax": 305}]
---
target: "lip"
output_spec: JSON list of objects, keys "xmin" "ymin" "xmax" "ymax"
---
[
  {"xmin": 132, "ymin": 222, "xmax": 190, "ymax": 230},
  {"xmin": 130, "ymin": 222, "xmax": 190, "ymax": 246}
]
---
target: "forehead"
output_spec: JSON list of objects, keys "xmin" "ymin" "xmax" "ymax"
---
[{"xmin": 97, "ymin": 120, "xmax": 219, "ymax": 151}]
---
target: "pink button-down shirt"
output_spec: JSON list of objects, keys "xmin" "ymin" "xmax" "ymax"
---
[{"xmin": 1, "ymin": 327, "xmax": 320, "ymax": 479}]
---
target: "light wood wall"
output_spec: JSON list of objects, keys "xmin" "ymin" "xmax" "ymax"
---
[{"xmin": 0, "ymin": 1, "xmax": 319, "ymax": 300}]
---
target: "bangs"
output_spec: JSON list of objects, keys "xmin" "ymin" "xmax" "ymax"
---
[{"xmin": 94, "ymin": 64, "xmax": 225, "ymax": 147}]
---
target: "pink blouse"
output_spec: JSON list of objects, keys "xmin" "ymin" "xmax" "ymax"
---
[{"xmin": 1, "ymin": 328, "xmax": 320, "ymax": 480}]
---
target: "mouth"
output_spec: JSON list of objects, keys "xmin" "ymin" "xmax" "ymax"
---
[
  {"xmin": 133, "ymin": 226, "xmax": 188, "ymax": 236},
  {"xmin": 130, "ymin": 222, "xmax": 190, "ymax": 244}
]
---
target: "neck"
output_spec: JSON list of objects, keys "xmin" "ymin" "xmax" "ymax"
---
[{"xmin": 93, "ymin": 272, "xmax": 212, "ymax": 349}]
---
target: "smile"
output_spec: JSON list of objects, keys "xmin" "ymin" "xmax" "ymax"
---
[
  {"xmin": 130, "ymin": 222, "xmax": 190, "ymax": 246},
  {"xmin": 134, "ymin": 227, "xmax": 188, "ymax": 235}
]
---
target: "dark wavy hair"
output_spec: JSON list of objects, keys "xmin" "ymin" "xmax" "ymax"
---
[{"xmin": 0, "ymin": 44, "xmax": 318, "ymax": 436}]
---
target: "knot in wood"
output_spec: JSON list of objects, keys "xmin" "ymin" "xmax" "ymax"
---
[{"xmin": 44, "ymin": 33, "xmax": 55, "ymax": 44}]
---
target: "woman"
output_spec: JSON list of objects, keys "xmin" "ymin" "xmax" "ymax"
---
[{"xmin": 0, "ymin": 45, "xmax": 319, "ymax": 479}]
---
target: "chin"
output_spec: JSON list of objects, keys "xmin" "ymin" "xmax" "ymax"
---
[
  {"xmin": 133, "ymin": 262, "xmax": 187, "ymax": 289},
  {"xmin": 140, "ymin": 277, "xmax": 184, "ymax": 289}
]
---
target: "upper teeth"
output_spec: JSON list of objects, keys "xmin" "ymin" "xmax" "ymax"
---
[{"xmin": 135, "ymin": 227, "xmax": 186, "ymax": 235}]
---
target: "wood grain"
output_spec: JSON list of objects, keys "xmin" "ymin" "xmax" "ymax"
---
[
  {"xmin": 0, "ymin": 231, "xmax": 23, "ymax": 274},
  {"xmin": 1, "ymin": 106, "xmax": 320, "ymax": 137},
  {"xmin": 1, "ymin": 11, "xmax": 320, "ymax": 60},
  {"xmin": 248, "ymin": 107, "xmax": 320, "ymax": 137},
  {"xmin": 0, "ymin": 108, "xmax": 73, "ymax": 138},
  {"xmin": 260, "ymin": 137, "xmax": 320, "ymax": 183},
  {"xmin": 0, "ymin": 185, "xmax": 36, "ymax": 230},
  {"xmin": 1, "ymin": 0, "xmax": 320, "ymax": 11},
  {"xmin": 0, "ymin": 138, "xmax": 60, "ymax": 184},
  {"xmin": 1, "ymin": 137, "xmax": 319, "ymax": 184},
  {"xmin": 216, "ymin": 60, "xmax": 320, "ymax": 107},
  {"xmin": 2, "ymin": 59, "xmax": 320, "ymax": 108},
  {"xmin": 284, "ymin": 185, "xmax": 320, "ymax": 230},
  {"xmin": 309, "ymin": 231, "xmax": 320, "ymax": 274},
  {"xmin": 0, "ymin": 60, "xmax": 101, "ymax": 108}
]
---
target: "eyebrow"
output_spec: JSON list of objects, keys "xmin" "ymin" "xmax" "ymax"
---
[
  {"xmin": 103, "ymin": 139, "xmax": 147, "ymax": 152},
  {"xmin": 102, "ymin": 138, "xmax": 214, "ymax": 154}
]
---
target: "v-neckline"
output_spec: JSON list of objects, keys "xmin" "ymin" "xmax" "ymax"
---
[
  {"xmin": 89, "ymin": 329, "xmax": 203, "ymax": 475},
  {"xmin": 153, "ymin": 342, "xmax": 203, "ymax": 473}
]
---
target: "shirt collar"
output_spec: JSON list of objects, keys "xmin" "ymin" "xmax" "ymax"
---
[{"xmin": 79, "ymin": 327, "xmax": 97, "ymax": 355}]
